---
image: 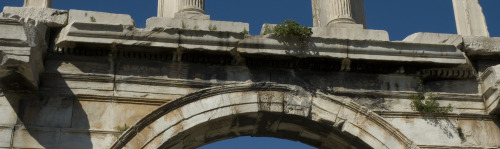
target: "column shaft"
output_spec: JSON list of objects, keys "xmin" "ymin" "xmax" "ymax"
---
[
  {"xmin": 452, "ymin": 0, "xmax": 489, "ymax": 37},
  {"xmin": 24, "ymin": 0, "xmax": 52, "ymax": 8},
  {"xmin": 179, "ymin": 0, "xmax": 205, "ymax": 14},
  {"xmin": 312, "ymin": 0, "xmax": 366, "ymax": 28}
]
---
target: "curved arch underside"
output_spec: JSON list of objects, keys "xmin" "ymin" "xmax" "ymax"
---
[{"xmin": 111, "ymin": 83, "xmax": 418, "ymax": 149}]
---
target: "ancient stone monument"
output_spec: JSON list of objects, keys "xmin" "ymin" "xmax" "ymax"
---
[{"xmin": 0, "ymin": 0, "xmax": 499, "ymax": 148}]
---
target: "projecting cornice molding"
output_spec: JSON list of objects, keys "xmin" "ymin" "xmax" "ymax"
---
[{"xmin": 55, "ymin": 21, "xmax": 468, "ymax": 67}]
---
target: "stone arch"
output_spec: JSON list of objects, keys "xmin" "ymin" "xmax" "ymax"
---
[{"xmin": 111, "ymin": 83, "xmax": 418, "ymax": 149}]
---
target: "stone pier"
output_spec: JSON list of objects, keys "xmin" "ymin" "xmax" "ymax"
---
[
  {"xmin": 312, "ymin": 0, "xmax": 366, "ymax": 28},
  {"xmin": 23, "ymin": 0, "xmax": 52, "ymax": 8},
  {"xmin": 452, "ymin": 0, "xmax": 489, "ymax": 37}
]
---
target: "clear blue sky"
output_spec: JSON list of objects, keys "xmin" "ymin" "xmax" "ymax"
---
[
  {"xmin": 2, "ymin": 0, "xmax": 500, "ymax": 148},
  {"xmin": 2, "ymin": 0, "xmax": 500, "ymax": 40}
]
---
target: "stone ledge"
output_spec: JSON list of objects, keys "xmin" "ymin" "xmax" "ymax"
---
[
  {"xmin": 68, "ymin": 9, "xmax": 135, "ymax": 27},
  {"xmin": 238, "ymin": 35, "xmax": 466, "ymax": 65},
  {"xmin": 55, "ymin": 21, "xmax": 467, "ymax": 67},
  {"xmin": 403, "ymin": 32, "xmax": 463, "ymax": 48},
  {"xmin": 463, "ymin": 36, "xmax": 500, "ymax": 57},
  {"xmin": 56, "ymin": 21, "xmax": 244, "ymax": 52},
  {"xmin": 0, "ymin": 18, "xmax": 47, "ymax": 91},
  {"xmin": 146, "ymin": 17, "xmax": 249, "ymax": 33},
  {"xmin": 312, "ymin": 27, "xmax": 390, "ymax": 41},
  {"xmin": 2, "ymin": 6, "xmax": 68, "ymax": 27}
]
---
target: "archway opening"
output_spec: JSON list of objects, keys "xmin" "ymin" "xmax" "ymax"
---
[
  {"xmin": 154, "ymin": 112, "xmax": 372, "ymax": 149},
  {"xmin": 199, "ymin": 136, "xmax": 315, "ymax": 149},
  {"xmin": 112, "ymin": 83, "xmax": 416, "ymax": 149}
]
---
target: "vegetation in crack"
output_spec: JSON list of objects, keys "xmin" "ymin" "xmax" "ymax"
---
[{"xmin": 410, "ymin": 82, "xmax": 453, "ymax": 114}]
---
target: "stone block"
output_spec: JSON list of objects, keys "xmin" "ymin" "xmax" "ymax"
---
[
  {"xmin": 0, "ymin": 18, "xmax": 46, "ymax": 91},
  {"xmin": 312, "ymin": 27, "xmax": 389, "ymax": 41},
  {"xmin": 22, "ymin": 95, "xmax": 74, "ymax": 128},
  {"xmin": 146, "ymin": 17, "xmax": 249, "ymax": 33},
  {"xmin": 480, "ymin": 65, "xmax": 500, "ymax": 114},
  {"xmin": 174, "ymin": 12, "xmax": 210, "ymax": 20},
  {"xmin": 55, "ymin": 21, "xmax": 179, "ymax": 49},
  {"xmin": 0, "ymin": 18, "xmax": 28, "ymax": 42},
  {"xmin": 403, "ymin": 32, "xmax": 463, "ymax": 48},
  {"xmin": 13, "ymin": 128, "xmax": 56, "ymax": 149},
  {"xmin": 0, "ymin": 96, "xmax": 18, "ymax": 126},
  {"xmin": 68, "ymin": 9, "xmax": 135, "ymax": 26},
  {"xmin": 283, "ymin": 90, "xmax": 312, "ymax": 117},
  {"xmin": 258, "ymin": 91, "xmax": 284, "ymax": 112},
  {"xmin": 2, "ymin": 6, "xmax": 67, "ymax": 27},
  {"xmin": 58, "ymin": 132, "xmax": 105, "ymax": 149},
  {"xmin": 385, "ymin": 117, "xmax": 461, "ymax": 146},
  {"xmin": 463, "ymin": 36, "xmax": 500, "ymax": 57},
  {"xmin": 0, "ymin": 127, "xmax": 13, "ymax": 148}
]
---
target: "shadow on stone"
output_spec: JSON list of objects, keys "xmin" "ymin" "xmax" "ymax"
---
[{"xmin": 12, "ymin": 61, "xmax": 93, "ymax": 148}]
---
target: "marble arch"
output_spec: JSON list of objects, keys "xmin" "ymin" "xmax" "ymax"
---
[{"xmin": 110, "ymin": 83, "xmax": 418, "ymax": 149}]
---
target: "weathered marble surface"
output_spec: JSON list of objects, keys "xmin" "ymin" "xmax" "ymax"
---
[
  {"xmin": 480, "ymin": 65, "xmax": 500, "ymax": 114},
  {"xmin": 1, "ymin": 6, "xmax": 500, "ymax": 149},
  {"xmin": 403, "ymin": 32, "xmax": 463, "ymax": 48},
  {"xmin": 68, "ymin": 9, "xmax": 135, "ymax": 26},
  {"xmin": 2, "ymin": 7, "xmax": 67, "ymax": 27},
  {"xmin": 452, "ymin": 0, "xmax": 490, "ymax": 37},
  {"xmin": 463, "ymin": 36, "xmax": 500, "ymax": 57}
]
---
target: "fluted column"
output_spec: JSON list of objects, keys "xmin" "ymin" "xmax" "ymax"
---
[
  {"xmin": 158, "ymin": 0, "xmax": 205, "ymax": 18},
  {"xmin": 312, "ymin": 0, "xmax": 366, "ymax": 28},
  {"xmin": 179, "ymin": 0, "xmax": 205, "ymax": 14},
  {"xmin": 24, "ymin": 0, "xmax": 52, "ymax": 8}
]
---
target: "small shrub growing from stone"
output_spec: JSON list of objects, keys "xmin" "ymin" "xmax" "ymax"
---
[
  {"xmin": 410, "ymin": 82, "xmax": 453, "ymax": 114},
  {"xmin": 273, "ymin": 19, "xmax": 312, "ymax": 40},
  {"xmin": 115, "ymin": 124, "xmax": 129, "ymax": 133}
]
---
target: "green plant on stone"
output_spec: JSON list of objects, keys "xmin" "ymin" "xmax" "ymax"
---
[
  {"xmin": 181, "ymin": 21, "xmax": 187, "ymax": 29},
  {"xmin": 410, "ymin": 82, "xmax": 453, "ymax": 114},
  {"xmin": 262, "ymin": 24, "xmax": 273, "ymax": 35},
  {"xmin": 194, "ymin": 25, "xmax": 199, "ymax": 30},
  {"xmin": 241, "ymin": 28, "xmax": 249, "ymax": 35},
  {"xmin": 209, "ymin": 24, "xmax": 217, "ymax": 31},
  {"xmin": 115, "ymin": 124, "xmax": 129, "ymax": 133},
  {"xmin": 89, "ymin": 16, "xmax": 96, "ymax": 22},
  {"xmin": 273, "ymin": 19, "xmax": 312, "ymax": 40}
]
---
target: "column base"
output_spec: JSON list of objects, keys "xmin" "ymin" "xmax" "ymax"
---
[
  {"xmin": 312, "ymin": 26, "xmax": 389, "ymax": 41},
  {"xmin": 326, "ymin": 17, "xmax": 356, "ymax": 27},
  {"xmin": 174, "ymin": 12, "xmax": 210, "ymax": 20}
]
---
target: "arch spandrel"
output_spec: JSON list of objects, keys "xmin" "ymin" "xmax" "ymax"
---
[{"xmin": 111, "ymin": 83, "xmax": 418, "ymax": 149}]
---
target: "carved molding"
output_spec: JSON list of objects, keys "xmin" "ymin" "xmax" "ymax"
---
[{"xmin": 110, "ymin": 82, "xmax": 419, "ymax": 149}]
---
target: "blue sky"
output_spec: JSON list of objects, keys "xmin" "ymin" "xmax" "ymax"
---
[
  {"xmin": 2, "ymin": 0, "xmax": 500, "ymax": 40},
  {"xmin": 2, "ymin": 0, "xmax": 500, "ymax": 148}
]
